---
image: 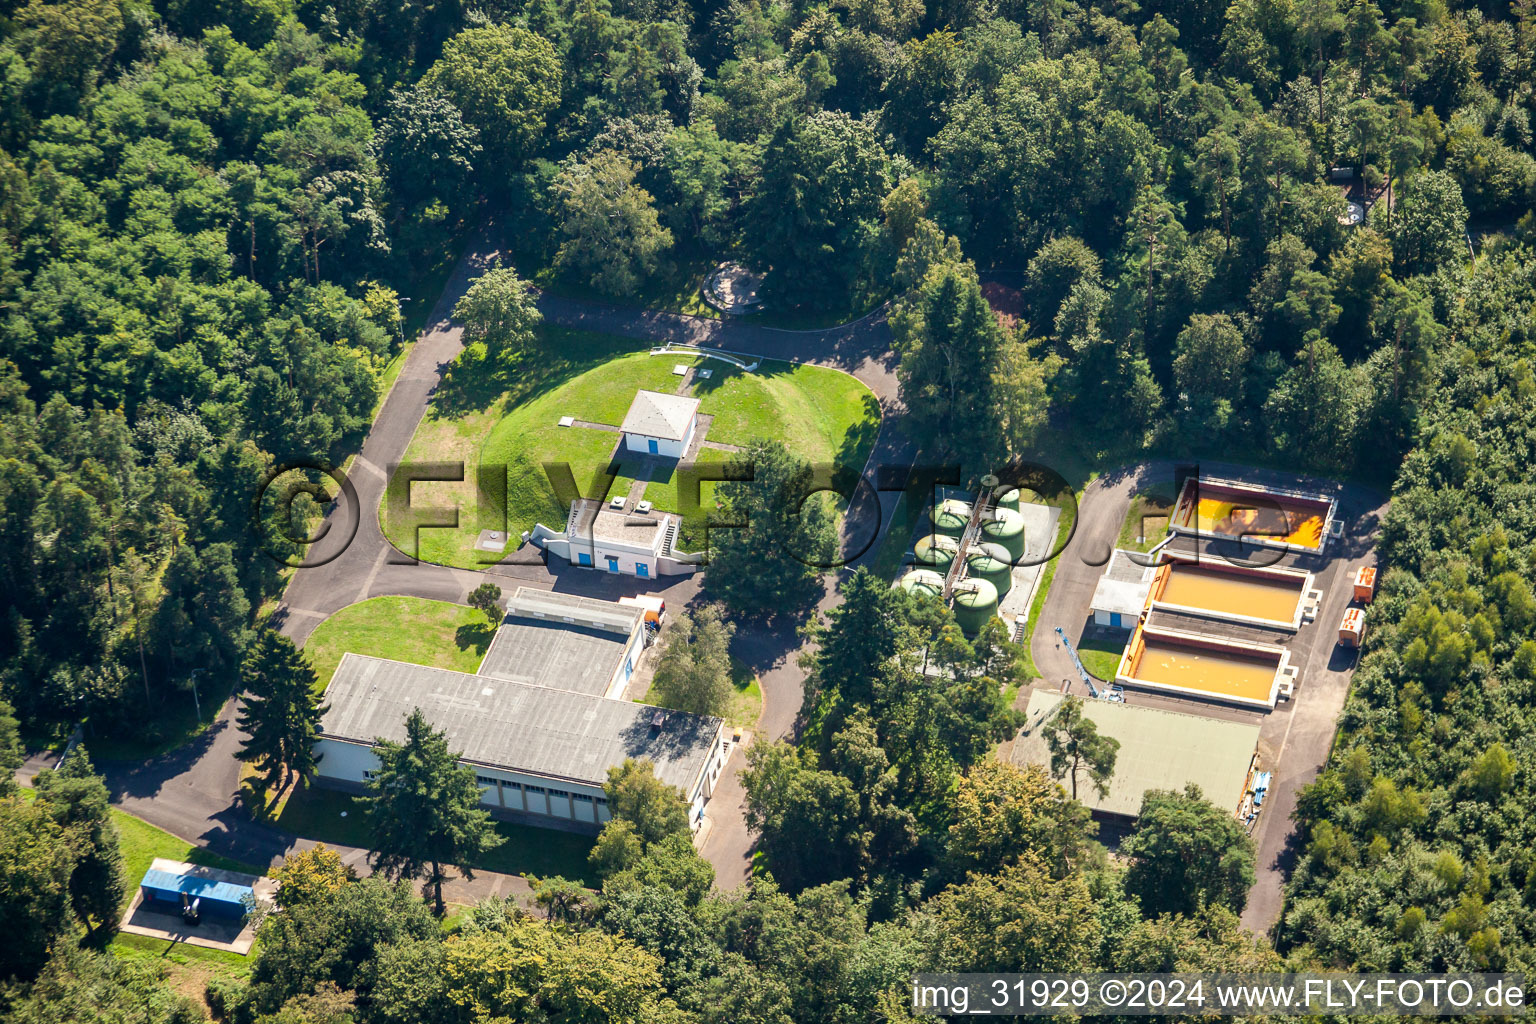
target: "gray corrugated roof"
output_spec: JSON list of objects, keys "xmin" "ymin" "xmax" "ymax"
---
[
  {"xmin": 321, "ymin": 655, "xmax": 720, "ymax": 791},
  {"xmin": 477, "ymin": 616, "xmax": 630, "ymax": 695},
  {"xmin": 619, "ymin": 390, "xmax": 699, "ymax": 440},
  {"xmin": 1106, "ymin": 548, "xmax": 1158, "ymax": 584},
  {"xmin": 1010, "ymin": 690, "xmax": 1259, "ymax": 818}
]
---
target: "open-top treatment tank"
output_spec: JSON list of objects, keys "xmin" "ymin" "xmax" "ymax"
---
[
  {"xmin": 1170, "ymin": 477, "xmax": 1336, "ymax": 553},
  {"xmin": 1148, "ymin": 558, "xmax": 1316, "ymax": 630},
  {"xmin": 914, "ymin": 532, "xmax": 960, "ymax": 571},
  {"xmin": 1116, "ymin": 624, "xmax": 1292, "ymax": 710},
  {"xmin": 951, "ymin": 578, "xmax": 999, "ymax": 634},
  {"xmin": 897, "ymin": 569, "xmax": 946, "ymax": 600},
  {"xmin": 980, "ymin": 507, "xmax": 1025, "ymax": 559},
  {"xmin": 929, "ymin": 500, "xmax": 971, "ymax": 537},
  {"xmin": 965, "ymin": 546, "xmax": 1014, "ymax": 596}
]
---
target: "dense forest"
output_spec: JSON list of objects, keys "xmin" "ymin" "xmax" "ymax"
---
[{"xmin": 3, "ymin": 0, "xmax": 1536, "ymax": 1015}]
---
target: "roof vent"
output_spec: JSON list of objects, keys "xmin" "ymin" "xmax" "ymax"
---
[{"xmin": 651, "ymin": 711, "xmax": 668, "ymax": 730}]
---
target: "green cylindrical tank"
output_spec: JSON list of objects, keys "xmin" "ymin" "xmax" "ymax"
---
[
  {"xmin": 951, "ymin": 578, "xmax": 1000, "ymax": 635},
  {"xmin": 980, "ymin": 507, "xmax": 1026, "ymax": 559},
  {"xmin": 928, "ymin": 499, "xmax": 971, "ymax": 537},
  {"xmin": 972, "ymin": 540, "xmax": 1013, "ymax": 564},
  {"xmin": 966, "ymin": 546, "xmax": 1013, "ymax": 597},
  {"xmin": 994, "ymin": 487, "xmax": 1022, "ymax": 511},
  {"xmin": 896, "ymin": 569, "xmax": 945, "ymax": 601},
  {"xmin": 913, "ymin": 532, "xmax": 959, "ymax": 570}
]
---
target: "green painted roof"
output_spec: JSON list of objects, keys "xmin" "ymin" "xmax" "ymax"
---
[{"xmin": 1009, "ymin": 690, "xmax": 1260, "ymax": 819}]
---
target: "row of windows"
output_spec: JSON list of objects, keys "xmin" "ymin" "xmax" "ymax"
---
[{"xmin": 474, "ymin": 775, "xmax": 606, "ymax": 804}]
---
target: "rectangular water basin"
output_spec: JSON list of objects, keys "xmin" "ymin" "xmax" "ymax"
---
[
  {"xmin": 1116, "ymin": 624, "xmax": 1294, "ymax": 710},
  {"xmin": 1170, "ymin": 477, "xmax": 1337, "ymax": 553},
  {"xmin": 1148, "ymin": 558, "xmax": 1317, "ymax": 630}
]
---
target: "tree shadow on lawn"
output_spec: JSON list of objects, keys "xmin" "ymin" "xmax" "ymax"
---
[
  {"xmin": 427, "ymin": 330, "xmax": 644, "ymax": 422},
  {"xmin": 686, "ymin": 354, "xmax": 796, "ymax": 400},
  {"xmin": 454, "ymin": 622, "xmax": 496, "ymax": 658}
]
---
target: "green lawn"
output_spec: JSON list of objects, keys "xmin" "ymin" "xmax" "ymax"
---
[
  {"xmin": 642, "ymin": 656, "xmax": 763, "ymax": 729},
  {"xmin": 275, "ymin": 785, "xmax": 596, "ymax": 886},
  {"xmin": 1075, "ymin": 635, "xmax": 1128, "ymax": 681},
  {"xmin": 302, "ymin": 596, "xmax": 493, "ymax": 690},
  {"xmin": 1116, "ymin": 492, "xmax": 1174, "ymax": 553},
  {"xmin": 385, "ymin": 328, "xmax": 880, "ymax": 569}
]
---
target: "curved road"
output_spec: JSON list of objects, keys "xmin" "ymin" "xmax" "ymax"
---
[{"xmin": 94, "ymin": 234, "xmax": 914, "ymax": 890}]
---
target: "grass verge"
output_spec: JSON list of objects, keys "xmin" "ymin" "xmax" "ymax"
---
[
  {"xmin": 274, "ymin": 785, "xmax": 597, "ymax": 886},
  {"xmin": 1075, "ymin": 635, "xmax": 1128, "ymax": 681},
  {"xmin": 301, "ymin": 596, "xmax": 494, "ymax": 690},
  {"xmin": 1116, "ymin": 492, "xmax": 1174, "ymax": 553}
]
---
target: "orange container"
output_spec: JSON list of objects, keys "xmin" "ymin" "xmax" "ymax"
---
[
  {"xmin": 1339, "ymin": 607, "xmax": 1366, "ymax": 647},
  {"xmin": 1353, "ymin": 566, "xmax": 1377, "ymax": 604}
]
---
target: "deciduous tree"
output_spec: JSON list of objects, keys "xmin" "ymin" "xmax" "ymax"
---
[
  {"xmin": 31, "ymin": 746, "xmax": 125, "ymax": 937},
  {"xmin": 650, "ymin": 603, "xmax": 735, "ymax": 717},
  {"xmin": 1045, "ymin": 698, "xmax": 1119, "ymax": 801},
  {"xmin": 467, "ymin": 583, "xmax": 502, "ymax": 626},
  {"xmin": 422, "ymin": 25, "xmax": 561, "ymax": 169},
  {"xmin": 551, "ymin": 151, "xmax": 673, "ymax": 298},
  {"xmin": 452, "ymin": 264, "xmax": 542, "ymax": 371},
  {"xmin": 1122, "ymin": 784, "xmax": 1257, "ymax": 916}
]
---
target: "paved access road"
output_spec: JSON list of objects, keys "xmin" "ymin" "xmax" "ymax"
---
[
  {"xmin": 86, "ymin": 233, "xmax": 914, "ymax": 894},
  {"xmin": 1025, "ymin": 461, "xmax": 1387, "ymax": 938}
]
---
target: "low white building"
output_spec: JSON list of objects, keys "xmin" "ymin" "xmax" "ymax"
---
[
  {"xmin": 569, "ymin": 505, "xmax": 674, "ymax": 579},
  {"xmin": 620, "ymin": 390, "xmax": 700, "ymax": 458},
  {"xmin": 1089, "ymin": 548, "xmax": 1156, "ymax": 630},
  {"xmin": 315, "ymin": 653, "xmax": 728, "ymax": 831}
]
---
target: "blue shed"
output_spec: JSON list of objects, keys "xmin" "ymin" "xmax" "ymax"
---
[{"xmin": 140, "ymin": 867, "xmax": 253, "ymax": 921}]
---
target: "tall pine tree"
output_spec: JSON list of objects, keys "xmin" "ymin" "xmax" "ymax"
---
[
  {"xmin": 365, "ymin": 709, "xmax": 503, "ymax": 915},
  {"xmin": 705, "ymin": 439, "xmax": 834, "ymax": 616},
  {"xmin": 237, "ymin": 631, "xmax": 327, "ymax": 799}
]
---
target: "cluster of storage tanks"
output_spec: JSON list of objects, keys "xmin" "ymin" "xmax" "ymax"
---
[{"xmin": 894, "ymin": 488, "xmax": 1027, "ymax": 635}]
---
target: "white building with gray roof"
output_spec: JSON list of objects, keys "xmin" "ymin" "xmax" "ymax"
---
[
  {"xmin": 1090, "ymin": 548, "xmax": 1157, "ymax": 630},
  {"xmin": 312, "ymin": 590, "xmax": 727, "ymax": 832},
  {"xmin": 620, "ymin": 389, "xmax": 700, "ymax": 458},
  {"xmin": 315, "ymin": 654, "xmax": 727, "ymax": 831}
]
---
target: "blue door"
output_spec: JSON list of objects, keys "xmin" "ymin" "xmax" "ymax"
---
[
  {"xmin": 606, "ymin": 556, "xmax": 619, "ymax": 572},
  {"xmin": 578, "ymin": 552, "xmax": 592, "ymax": 566},
  {"xmin": 647, "ymin": 438, "xmax": 659, "ymax": 454},
  {"xmin": 1110, "ymin": 612, "xmax": 1122, "ymax": 628},
  {"xmin": 637, "ymin": 562, "xmax": 649, "ymax": 578}
]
